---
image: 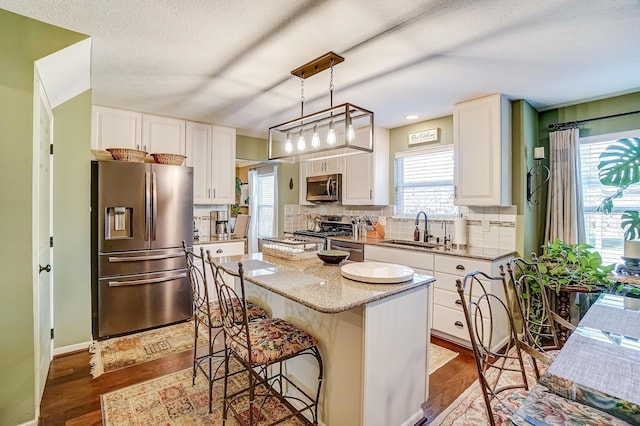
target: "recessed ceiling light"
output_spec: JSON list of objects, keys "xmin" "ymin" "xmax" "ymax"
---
[{"xmin": 405, "ymin": 114, "xmax": 418, "ymax": 120}]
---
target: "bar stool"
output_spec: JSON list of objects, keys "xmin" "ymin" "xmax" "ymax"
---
[
  {"xmin": 182, "ymin": 242, "xmax": 267, "ymax": 413},
  {"xmin": 208, "ymin": 255, "xmax": 323, "ymax": 425}
]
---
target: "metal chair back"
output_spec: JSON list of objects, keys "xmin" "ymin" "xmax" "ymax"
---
[{"xmin": 455, "ymin": 267, "xmax": 529, "ymax": 426}]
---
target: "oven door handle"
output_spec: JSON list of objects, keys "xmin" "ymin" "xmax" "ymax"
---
[{"xmin": 108, "ymin": 272, "xmax": 187, "ymax": 287}]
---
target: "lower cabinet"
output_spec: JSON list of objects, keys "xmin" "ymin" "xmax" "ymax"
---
[
  {"xmin": 364, "ymin": 245, "xmax": 435, "ymax": 329},
  {"xmin": 431, "ymin": 254, "xmax": 510, "ymax": 350},
  {"xmin": 194, "ymin": 241, "xmax": 245, "ymax": 300}
]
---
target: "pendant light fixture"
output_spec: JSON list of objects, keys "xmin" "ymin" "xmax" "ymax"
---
[{"xmin": 268, "ymin": 52, "xmax": 374, "ymax": 162}]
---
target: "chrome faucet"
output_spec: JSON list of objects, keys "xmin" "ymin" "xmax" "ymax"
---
[
  {"xmin": 442, "ymin": 219, "xmax": 451, "ymax": 246},
  {"xmin": 415, "ymin": 211, "xmax": 431, "ymax": 242}
]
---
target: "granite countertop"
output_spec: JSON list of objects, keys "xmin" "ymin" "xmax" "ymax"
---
[
  {"xmin": 329, "ymin": 235, "xmax": 516, "ymax": 261},
  {"xmin": 214, "ymin": 253, "xmax": 435, "ymax": 314},
  {"xmin": 609, "ymin": 270, "xmax": 640, "ymax": 285},
  {"xmin": 193, "ymin": 236, "xmax": 246, "ymax": 245}
]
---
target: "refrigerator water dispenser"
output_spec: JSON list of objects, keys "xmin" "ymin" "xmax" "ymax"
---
[{"xmin": 105, "ymin": 206, "xmax": 132, "ymax": 239}]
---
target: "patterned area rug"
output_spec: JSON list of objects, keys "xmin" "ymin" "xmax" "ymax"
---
[
  {"xmin": 429, "ymin": 344, "xmax": 459, "ymax": 375},
  {"xmin": 90, "ymin": 321, "xmax": 208, "ymax": 378},
  {"xmin": 101, "ymin": 360, "xmax": 306, "ymax": 425}
]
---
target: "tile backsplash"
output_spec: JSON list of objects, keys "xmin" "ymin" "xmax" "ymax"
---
[{"xmin": 284, "ymin": 204, "xmax": 516, "ymax": 251}]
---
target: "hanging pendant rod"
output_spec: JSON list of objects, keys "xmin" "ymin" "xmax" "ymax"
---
[{"xmin": 548, "ymin": 109, "xmax": 640, "ymax": 131}]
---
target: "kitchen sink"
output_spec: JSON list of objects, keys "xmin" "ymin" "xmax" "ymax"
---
[{"xmin": 376, "ymin": 239, "xmax": 442, "ymax": 249}]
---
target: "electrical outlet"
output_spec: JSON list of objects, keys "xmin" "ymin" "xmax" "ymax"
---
[
  {"xmin": 378, "ymin": 216, "xmax": 387, "ymax": 225},
  {"xmin": 482, "ymin": 220, "xmax": 490, "ymax": 232}
]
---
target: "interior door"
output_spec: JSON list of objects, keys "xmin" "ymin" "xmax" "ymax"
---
[{"xmin": 35, "ymin": 80, "xmax": 53, "ymax": 402}]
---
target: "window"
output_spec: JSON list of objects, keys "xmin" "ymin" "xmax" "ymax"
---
[
  {"xmin": 256, "ymin": 172, "xmax": 275, "ymax": 238},
  {"xmin": 394, "ymin": 145, "xmax": 458, "ymax": 215},
  {"xmin": 580, "ymin": 130, "xmax": 640, "ymax": 264}
]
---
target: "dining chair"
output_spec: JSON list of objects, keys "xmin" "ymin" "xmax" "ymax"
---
[
  {"xmin": 506, "ymin": 255, "xmax": 575, "ymax": 379},
  {"xmin": 456, "ymin": 267, "xmax": 624, "ymax": 426},
  {"xmin": 208, "ymin": 254, "xmax": 323, "ymax": 425},
  {"xmin": 182, "ymin": 242, "xmax": 267, "ymax": 413}
]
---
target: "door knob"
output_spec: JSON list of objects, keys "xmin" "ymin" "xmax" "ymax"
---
[{"xmin": 39, "ymin": 264, "xmax": 52, "ymax": 273}]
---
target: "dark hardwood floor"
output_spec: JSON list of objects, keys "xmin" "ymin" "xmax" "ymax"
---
[
  {"xmin": 419, "ymin": 336, "xmax": 478, "ymax": 425},
  {"xmin": 39, "ymin": 336, "xmax": 476, "ymax": 425}
]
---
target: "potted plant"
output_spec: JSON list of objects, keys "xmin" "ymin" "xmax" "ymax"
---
[
  {"xmin": 597, "ymin": 137, "xmax": 640, "ymax": 239},
  {"xmin": 537, "ymin": 238, "xmax": 616, "ymax": 293}
]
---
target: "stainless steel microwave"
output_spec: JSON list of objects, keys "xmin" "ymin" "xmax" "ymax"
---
[{"xmin": 306, "ymin": 174, "xmax": 342, "ymax": 202}]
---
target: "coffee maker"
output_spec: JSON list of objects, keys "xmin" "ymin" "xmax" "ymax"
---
[{"xmin": 210, "ymin": 210, "xmax": 229, "ymax": 238}]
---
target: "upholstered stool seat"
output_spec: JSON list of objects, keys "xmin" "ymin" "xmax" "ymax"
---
[
  {"xmin": 197, "ymin": 299, "xmax": 267, "ymax": 329},
  {"xmin": 229, "ymin": 317, "xmax": 318, "ymax": 365}
]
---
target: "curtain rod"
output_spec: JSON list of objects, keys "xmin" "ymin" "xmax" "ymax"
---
[{"xmin": 548, "ymin": 109, "xmax": 640, "ymax": 131}]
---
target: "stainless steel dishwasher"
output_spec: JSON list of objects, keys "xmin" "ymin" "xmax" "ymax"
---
[{"xmin": 329, "ymin": 239, "xmax": 365, "ymax": 262}]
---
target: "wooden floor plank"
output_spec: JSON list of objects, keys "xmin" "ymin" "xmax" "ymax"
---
[{"xmin": 40, "ymin": 335, "xmax": 475, "ymax": 425}]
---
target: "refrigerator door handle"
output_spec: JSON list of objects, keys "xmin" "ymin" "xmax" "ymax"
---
[
  {"xmin": 108, "ymin": 272, "xmax": 187, "ymax": 287},
  {"xmin": 145, "ymin": 171, "xmax": 151, "ymax": 241},
  {"xmin": 107, "ymin": 252, "xmax": 184, "ymax": 262},
  {"xmin": 152, "ymin": 172, "xmax": 158, "ymax": 241}
]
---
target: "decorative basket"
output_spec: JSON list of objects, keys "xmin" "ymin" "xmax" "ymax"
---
[
  {"xmin": 106, "ymin": 148, "xmax": 147, "ymax": 163},
  {"xmin": 151, "ymin": 153, "xmax": 186, "ymax": 166}
]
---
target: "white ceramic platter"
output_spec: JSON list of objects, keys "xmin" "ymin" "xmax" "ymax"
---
[{"xmin": 340, "ymin": 261, "xmax": 414, "ymax": 284}]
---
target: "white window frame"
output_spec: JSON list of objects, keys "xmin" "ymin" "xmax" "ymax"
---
[
  {"xmin": 580, "ymin": 129, "xmax": 640, "ymax": 264},
  {"xmin": 394, "ymin": 145, "xmax": 458, "ymax": 217}
]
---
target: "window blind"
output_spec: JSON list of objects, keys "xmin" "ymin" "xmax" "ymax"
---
[
  {"xmin": 580, "ymin": 136, "xmax": 640, "ymax": 264},
  {"xmin": 394, "ymin": 145, "xmax": 458, "ymax": 215}
]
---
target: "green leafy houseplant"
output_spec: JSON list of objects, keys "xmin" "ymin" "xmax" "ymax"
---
[
  {"xmin": 597, "ymin": 136, "xmax": 640, "ymax": 240},
  {"xmin": 537, "ymin": 238, "xmax": 616, "ymax": 293}
]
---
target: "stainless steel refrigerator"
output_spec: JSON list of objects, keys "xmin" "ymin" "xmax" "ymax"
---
[{"xmin": 91, "ymin": 161, "xmax": 194, "ymax": 339}]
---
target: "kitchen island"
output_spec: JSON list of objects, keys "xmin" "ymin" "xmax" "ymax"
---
[{"xmin": 212, "ymin": 252, "xmax": 435, "ymax": 426}]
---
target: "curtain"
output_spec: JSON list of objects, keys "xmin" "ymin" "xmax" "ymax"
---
[
  {"xmin": 544, "ymin": 128, "xmax": 585, "ymax": 244},
  {"xmin": 247, "ymin": 169, "xmax": 259, "ymax": 253}
]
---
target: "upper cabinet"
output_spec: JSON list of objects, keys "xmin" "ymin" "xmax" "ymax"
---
[
  {"xmin": 91, "ymin": 106, "xmax": 142, "ymax": 151},
  {"xmin": 308, "ymin": 157, "xmax": 343, "ymax": 176},
  {"xmin": 92, "ymin": 106, "xmax": 186, "ymax": 155},
  {"xmin": 142, "ymin": 114, "xmax": 186, "ymax": 155},
  {"xmin": 186, "ymin": 122, "xmax": 236, "ymax": 205},
  {"xmin": 453, "ymin": 94, "xmax": 511, "ymax": 206},
  {"xmin": 342, "ymin": 127, "xmax": 389, "ymax": 205}
]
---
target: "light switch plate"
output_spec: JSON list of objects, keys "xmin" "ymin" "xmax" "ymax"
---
[{"xmin": 482, "ymin": 220, "xmax": 490, "ymax": 232}]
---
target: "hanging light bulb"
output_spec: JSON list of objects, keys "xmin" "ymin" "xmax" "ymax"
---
[
  {"xmin": 297, "ymin": 130, "xmax": 306, "ymax": 151},
  {"xmin": 327, "ymin": 120, "xmax": 336, "ymax": 145},
  {"xmin": 311, "ymin": 123, "xmax": 320, "ymax": 148},
  {"xmin": 347, "ymin": 115, "xmax": 355, "ymax": 142},
  {"xmin": 285, "ymin": 132, "xmax": 293, "ymax": 153}
]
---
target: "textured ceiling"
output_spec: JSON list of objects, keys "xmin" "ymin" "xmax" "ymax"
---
[{"xmin": 2, "ymin": 0, "xmax": 640, "ymax": 137}]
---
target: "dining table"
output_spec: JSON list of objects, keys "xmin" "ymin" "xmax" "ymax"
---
[{"xmin": 515, "ymin": 293, "xmax": 640, "ymax": 425}]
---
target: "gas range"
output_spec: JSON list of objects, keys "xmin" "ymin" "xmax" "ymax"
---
[{"xmin": 292, "ymin": 221, "xmax": 353, "ymax": 248}]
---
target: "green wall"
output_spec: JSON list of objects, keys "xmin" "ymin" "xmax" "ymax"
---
[
  {"xmin": 0, "ymin": 9, "xmax": 87, "ymax": 425},
  {"xmin": 388, "ymin": 115, "xmax": 454, "ymax": 204},
  {"xmin": 53, "ymin": 91, "xmax": 92, "ymax": 348},
  {"xmin": 277, "ymin": 163, "xmax": 299, "ymax": 236},
  {"xmin": 511, "ymin": 100, "xmax": 541, "ymax": 257},
  {"xmin": 236, "ymin": 134, "xmax": 268, "ymax": 161}
]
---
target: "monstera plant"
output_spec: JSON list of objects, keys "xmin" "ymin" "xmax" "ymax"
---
[{"xmin": 597, "ymin": 136, "xmax": 640, "ymax": 240}]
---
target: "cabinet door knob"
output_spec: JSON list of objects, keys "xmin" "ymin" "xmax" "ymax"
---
[
  {"xmin": 216, "ymin": 249, "xmax": 223, "ymax": 253},
  {"xmin": 454, "ymin": 321, "xmax": 464, "ymax": 328},
  {"xmin": 455, "ymin": 299, "xmax": 463, "ymax": 306},
  {"xmin": 456, "ymin": 264, "xmax": 465, "ymax": 271}
]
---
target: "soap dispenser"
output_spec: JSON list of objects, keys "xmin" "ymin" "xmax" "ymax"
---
[{"xmin": 413, "ymin": 226, "xmax": 420, "ymax": 241}]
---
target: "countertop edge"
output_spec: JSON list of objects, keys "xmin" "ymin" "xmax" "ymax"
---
[
  {"xmin": 328, "ymin": 236, "xmax": 517, "ymax": 261},
  {"xmin": 194, "ymin": 237, "xmax": 246, "ymax": 245}
]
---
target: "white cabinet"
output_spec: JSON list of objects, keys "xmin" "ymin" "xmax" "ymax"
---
[
  {"xmin": 91, "ymin": 105, "xmax": 142, "ymax": 151},
  {"xmin": 194, "ymin": 241, "xmax": 245, "ymax": 300},
  {"xmin": 186, "ymin": 122, "xmax": 236, "ymax": 205},
  {"xmin": 453, "ymin": 93, "xmax": 511, "ymax": 206},
  {"xmin": 142, "ymin": 114, "xmax": 186, "ymax": 155},
  {"xmin": 299, "ymin": 162, "xmax": 312, "ymax": 205},
  {"xmin": 342, "ymin": 127, "xmax": 389, "ymax": 205},
  {"xmin": 431, "ymin": 254, "xmax": 510, "ymax": 350},
  {"xmin": 365, "ymin": 245, "xmax": 435, "ymax": 327},
  {"xmin": 307, "ymin": 157, "xmax": 343, "ymax": 176}
]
